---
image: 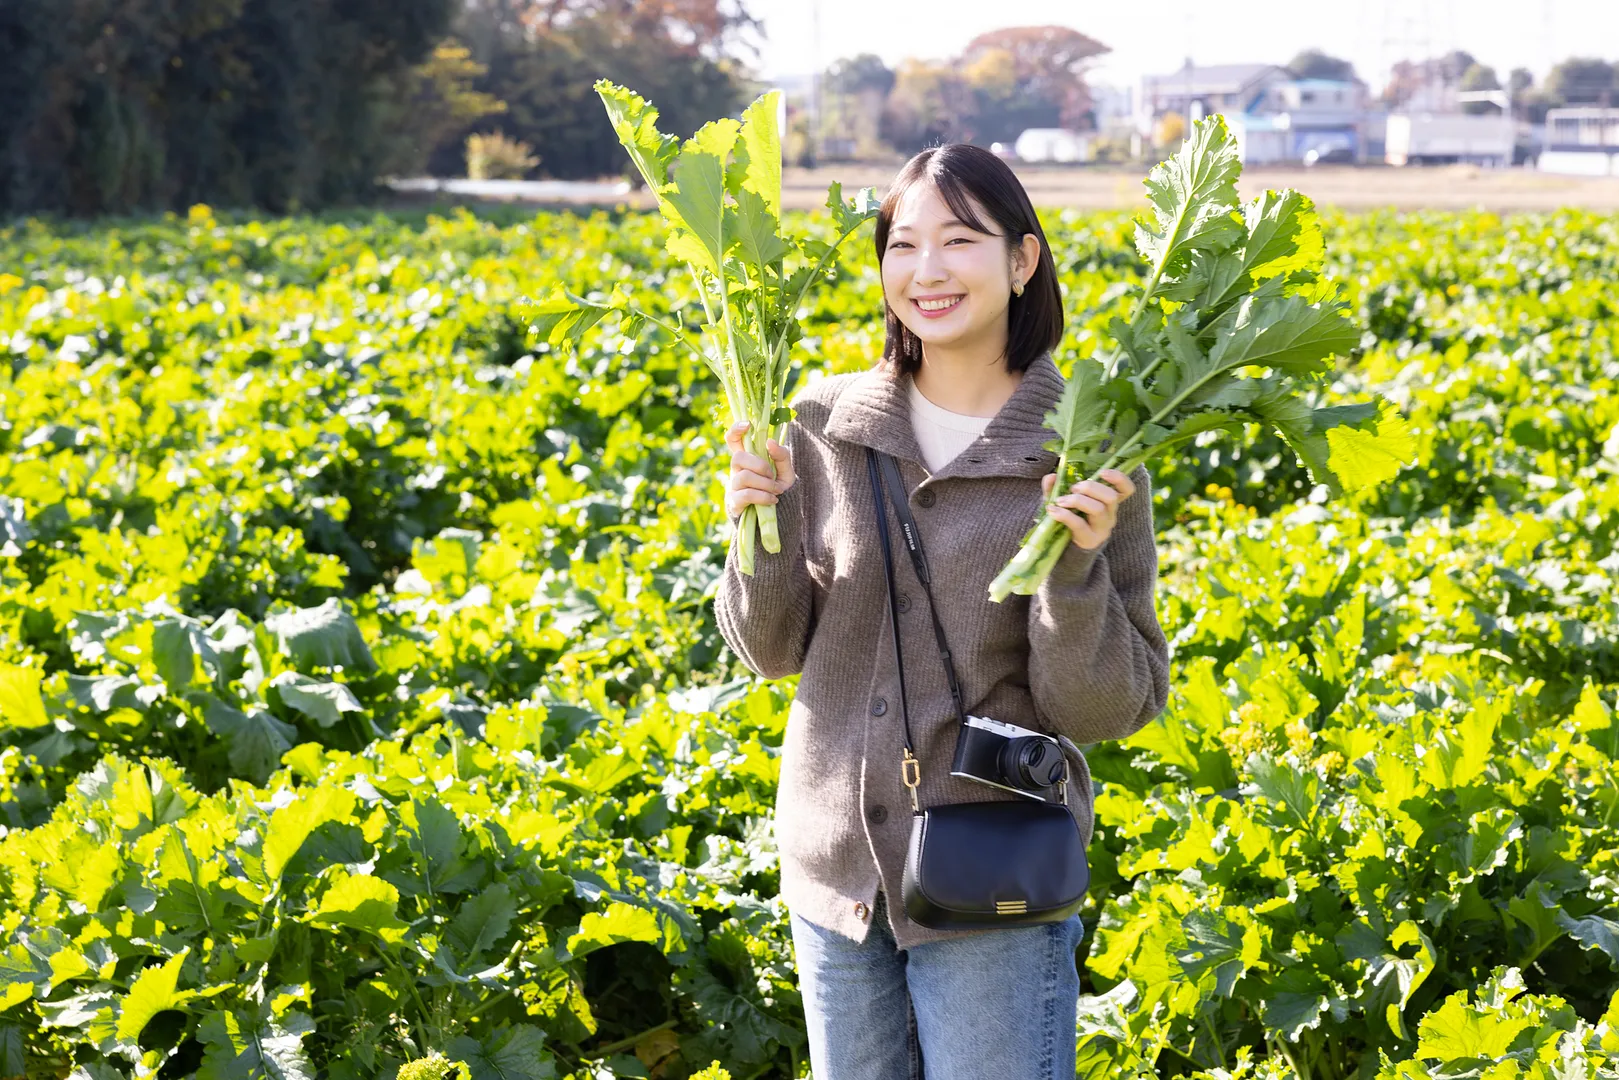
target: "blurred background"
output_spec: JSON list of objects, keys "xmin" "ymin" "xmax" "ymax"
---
[{"xmin": 4, "ymin": 0, "xmax": 1619, "ymax": 216}]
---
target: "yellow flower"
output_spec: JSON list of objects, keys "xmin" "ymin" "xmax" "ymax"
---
[
  {"xmin": 1285, "ymin": 717, "xmax": 1313, "ymax": 757},
  {"xmin": 187, "ymin": 204, "xmax": 214, "ymax": 224},
  {"xmin": 0, "ymin": 273, "xmax": 21, "ymax": 294}
]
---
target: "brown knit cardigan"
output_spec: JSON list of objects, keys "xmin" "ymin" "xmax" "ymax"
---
[{"xmin": 714, "ymin": 351, "xmax": 1170, "ymax": 948}]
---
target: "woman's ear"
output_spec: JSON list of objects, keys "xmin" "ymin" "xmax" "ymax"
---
[{"xmin": 1013, "ymin": 232, "xmax": 1041, "ymax": 283}]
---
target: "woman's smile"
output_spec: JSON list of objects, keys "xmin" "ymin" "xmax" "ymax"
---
[{"xmin": 913, "ymin": 294, "xmax": 964, "ymax": 317}]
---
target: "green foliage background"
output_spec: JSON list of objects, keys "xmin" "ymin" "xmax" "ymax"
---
[
  {"xmin": 0, "ymin": 0, "xmax": 456, "ymax": 215},
  {"xmin": 0, "ymin": 202, "xmax": 1617, "ymax": 1079}
]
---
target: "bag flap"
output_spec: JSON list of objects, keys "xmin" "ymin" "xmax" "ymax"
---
[{"xmin": 911, "ymin": 801, "xmax": 1089, "ymax": 914}]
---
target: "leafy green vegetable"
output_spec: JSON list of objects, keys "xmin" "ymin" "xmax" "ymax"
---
[
  {"xmin": 988, "ymin": 116, "xmax": 1412, "ymax": 601},
  {"xmin": 524, "ymin": 81, "xmax": 879, "ymax": 575}
]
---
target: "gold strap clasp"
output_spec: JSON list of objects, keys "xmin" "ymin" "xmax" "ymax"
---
[{"xmin": 902, "ymin": 749, "xmax": 921, "ymax": 812}]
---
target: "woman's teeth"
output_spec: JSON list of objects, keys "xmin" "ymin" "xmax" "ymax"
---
[{"xmin": 915, "ymin": 296, "xmax": 962, "ymax": 312}]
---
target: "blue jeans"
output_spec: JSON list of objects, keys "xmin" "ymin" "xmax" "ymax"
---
[{"xmin": 789, "ymin": 891, "xmax": 1084, "ymax": 1079}]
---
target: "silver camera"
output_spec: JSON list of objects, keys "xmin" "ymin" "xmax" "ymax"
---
[{"xmin": 950, "ymin": 715, "xmax": 1067, "ymax": 800}]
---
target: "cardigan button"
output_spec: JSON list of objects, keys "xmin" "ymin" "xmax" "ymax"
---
[
  {"xmin": 897, "ymin": 593, "xmax": 911, "ymax": 614},
  {"xmin": 867, "ymin": 804, "xmax": 888, "ymax": 824},
  {"xmin": 854, "ymin": 901, "xmax": 870, "ymax": 921},
  {"xmin": 871, "ymin": 697, "xmax": 888, "ymax": 716},
  {"xmin": 917, "ymin": 489, "xmax": 937, "ymax": 508}
]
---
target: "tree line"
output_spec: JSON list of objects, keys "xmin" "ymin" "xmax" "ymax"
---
[
  {"xmin": 0, "ymin": 0, "xmax": 758, "ymax": 215},
  {"xmin": 6, "ymin": 0, "xmax": 1619, "ymax": 218}
]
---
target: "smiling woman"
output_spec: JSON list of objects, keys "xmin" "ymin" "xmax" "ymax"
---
[
  {"xmin": 714, "ymin": 139, "xmax": 1170, "ymax": 1080},
  {"xmin": 873, "ymin": 144, "xmax": 1064, "ymax": 409}
]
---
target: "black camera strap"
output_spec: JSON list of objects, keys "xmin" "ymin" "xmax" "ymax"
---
[{"xmin": 866, "ymin": 448, "xmax": 970, "ymax": 754}]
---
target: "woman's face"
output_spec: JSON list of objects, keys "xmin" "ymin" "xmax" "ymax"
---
[{"xmin": 880, "ymin": 181, "xmax": 1032, "ymax": 359}]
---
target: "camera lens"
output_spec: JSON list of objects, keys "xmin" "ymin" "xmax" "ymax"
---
[{"xmin": 1000, "ymin": 737, "xmax": 1065, "ymax": 790}]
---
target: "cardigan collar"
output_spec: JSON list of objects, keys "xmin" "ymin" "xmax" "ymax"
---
[{"xmin": 825, "ymin": 351, "xmax": 1064, "ymax": 481}]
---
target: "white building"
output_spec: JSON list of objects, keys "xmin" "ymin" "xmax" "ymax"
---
[
  {"xmin": 1141, "ymin": 64, "xmax": 1378, "ymax": 164},
  {"xmin": 1014, "ymin": 129, "xmax": 1093, "ymax": 163},
  {"xmin": 1539, "ymin": 107, "xmax": 1619, "ymax": 176}
]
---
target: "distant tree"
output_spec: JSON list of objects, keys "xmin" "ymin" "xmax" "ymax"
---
[
  {"xmin": 960, "ymin": 25, "xmax": 1109, "ymax": 130},
  {"xmin": 1459, "ymin": 63, "xmax": 1502, "ymax": 115},
  {"xmin": 0, "ymin": 0, "xmax": 456, "ymax": 215},
  {"xmin": 823, "ymin": 54, "xmax": 895, "ymax": 160},
  {"xmin": 825, "ymin": 54, "xmax": 896, "ymax": 98},
  {"xmin": 450, "ymin": 0, "xmax": 758, "ymax": 180},
  {"xmin": 1154, "ymin": 111, "xmax": 1186, "ymax": 150},
  {"xmin": 1546, "ymin": 57, "xmax": 1618, "ymax": 105},
  {"xmin": 1507, "ymin": 67, "xmax": 1535, "ymax": 96},
  {"xmin": 509, "ymin": 0, "xmax": 760, "ymax": 61},
  {"xmin": 1287, "ymin": 49, "xmax": 1357, "ymax": 82},
  {"xmin": 376, "ymin": 40, "xmax": 508, "ymax": 178},
  {"xmin": 880, "ymin": 59, "xmax": 973, "ymax": 154},
  {"xmin": 1382, "ymin": 49, "xmax": 1479, "ymax": 107}
]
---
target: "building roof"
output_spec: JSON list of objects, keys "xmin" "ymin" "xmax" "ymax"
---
[{"xmin": 1142, "ymin": 63, "xmax": 1288, "ymax": 96}]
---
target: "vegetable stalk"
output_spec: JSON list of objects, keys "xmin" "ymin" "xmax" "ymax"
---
[
  {"xmin": 988, "ymin": 116, "xmax": 1414, "ymax": 602},
  {"xmin": 523, "ymin": 82, "xmax": 878, "ymax": 575}
]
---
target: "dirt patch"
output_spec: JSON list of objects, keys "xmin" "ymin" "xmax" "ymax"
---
[
  {"xmin": 778, "ymin": 162, "xmax": 1619, "ymax": 214},
  {"xmin": 387, "ymin": 163, "xmax": 1619, "ymax": 216}
]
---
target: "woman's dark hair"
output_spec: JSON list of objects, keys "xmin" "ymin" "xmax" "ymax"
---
[{"xmin": 873, "ymin": 143, "xmax": 1062, "ymax": 376}]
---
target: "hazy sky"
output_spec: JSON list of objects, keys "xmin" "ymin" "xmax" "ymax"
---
[{"xmin": 740, "ymin": 0, "xmax": 1617, "ymax": 92}]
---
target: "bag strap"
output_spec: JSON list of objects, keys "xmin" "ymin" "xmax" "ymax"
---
[
  {"xmin": 871, "ymin": 451, "xmax": 970, "ymax": 728},
  {"xmin": 867, "ymin": 447, "xmax": 1068, "ymax": 810}
]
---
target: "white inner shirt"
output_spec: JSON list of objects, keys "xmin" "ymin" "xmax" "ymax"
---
[{"xmin": 908, "ymin": 377, "xmax": 993, "ymax": 473}]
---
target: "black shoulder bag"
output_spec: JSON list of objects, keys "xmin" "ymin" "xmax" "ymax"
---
[{"xmin": 866, "ymin": 448, "xmax": 1090, "ymax": 930}]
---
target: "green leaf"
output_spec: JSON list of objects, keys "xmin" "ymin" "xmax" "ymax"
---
[
  {"xmin": 594, "ymin": 79, "xmax": 680, "ymax": 199},
  {"xmin": 567, "ymin": 902, "xmax": 664, "ymax": 959},
  {"xmin": 1556, "ymin": 910, "xmax": 1619, "ymax": 962},
  {"xmin": 0, "ymin": 664, "xmax": 48, "ymax": 729},
  {"xmin": 117, "ymin": 948, "xmax": 195, "ymax": 1042},
  {"xmin": 307, "ymin": 873, "xmax": 407, "ymax": 942},
  {"xmin": 151, "ymin": 620, "xmax": 197, "ymax": 689},
  {"xmin": 267, "ymin": 672, "xmax": 362, "ymax": 728},
  {"xmin": 734, "ymin": 92, "xmax": 782, "ymax": 218},
  {"xmin": 445, "ymin": 1025, "xmax": 556, "ymax": 1080},
  {"xmin": 262, "ymin": 786, "xmax": 358, "ymax": 883},
  {"xmin": 1324, "ymin": 407, "xmax": 1417, "ymax": 492},
  {"xmin": 1043, "ymin": 358, "xmax": 1111, "ymax": 463},
  {"xmin": 1415, "ymin": 983, "xmax": 1533, "ymax": 1060},
  {"xmin": 1240, "ymin": 189, "xmax": 1324, "ymax": 285},
  {"xmin": 265, "ymin": 598, "xmax": 374, "ymax": 671},
  {"xmin": 1134, "ymin": 114, "xmax": 1244, "ymax": 283},
  {"xmin": 1206, "ymin": 292, "xmax": 1357, "ymax": 376},
  {"xmin": 447, "ymin": 884, "xmax": 517, "ymax": 963},
  {"xmin": 197, "ymin": 1008, "xmax": 316, "ymax": 1080},
  {"xmin": 196, "ymin": 694, "xmax": 296, "ymax": 782},
  {"xmin": 151, "ymin": 823, "xmax": 235, "ymax": 935},
  {"xmin": 664, "ymin": 152, "xmax": 729, "ymax": 274},
  {"xmin": 826, "ymin": 181, "xmax": 881, "ymax": 235},
  {"xmin": 0, "ymin": 1025, "xmax": 21, "ymax": 1077},
  {"xmin": 404, "ymin": 797, "xmax": 466, "ymax": 889},
  {"xmin": 1175, "ymin": 912, "xmax": 1249, "ymax": 997},
  {"xmin": 524, "ymin": 286, "xmax": 613, "ymax": 346},
  {"xmin": 730, "ymin": 188, "xmax": 791, "ymax": 274}
]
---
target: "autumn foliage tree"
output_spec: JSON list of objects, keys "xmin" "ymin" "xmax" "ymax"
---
[
  {"xmin": 961, "ymin": 25, "xmax": 1109, "ymax": 131},
  {"xmin": 445, "ymin": 0, "xmax": 760, "ymax": 179},
  {"xmin": 876, "ymin": 24, "xmax": 1108, "ymax": 153}
]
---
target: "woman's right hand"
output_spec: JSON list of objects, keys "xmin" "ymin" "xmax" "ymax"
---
[{"xmin": 724, "ymin": 421, "xmax": 795, "ymax": 518}]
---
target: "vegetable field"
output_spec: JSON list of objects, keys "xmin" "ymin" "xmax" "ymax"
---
[{"xmin": 1, "ymin": 201, "xmax": 1617, "ymax": 1080}]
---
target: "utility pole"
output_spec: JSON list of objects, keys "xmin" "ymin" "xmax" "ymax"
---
[{"xmin": 808, "ymin": 0, "xmax": 821, "ymax": 168}]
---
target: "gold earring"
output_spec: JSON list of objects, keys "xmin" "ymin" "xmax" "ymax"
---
[{"xmin": 1012, "ymin": 280, "xmax": 1024, "ymax": 297}]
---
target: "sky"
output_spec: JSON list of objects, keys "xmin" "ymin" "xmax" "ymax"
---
[{"xmin": 738, "ymin": 0, "xmax": 1619, "ymax": 93}]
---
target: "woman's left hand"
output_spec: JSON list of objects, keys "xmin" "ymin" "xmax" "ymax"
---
[{"xmin": 1042, "ymin": 468, "xmax": 1135, "ymax": 552}]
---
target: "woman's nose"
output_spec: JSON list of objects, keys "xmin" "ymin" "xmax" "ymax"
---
[{"xmin": 914, "ymin": 244, "xmax": 948, "ymax": 282}]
